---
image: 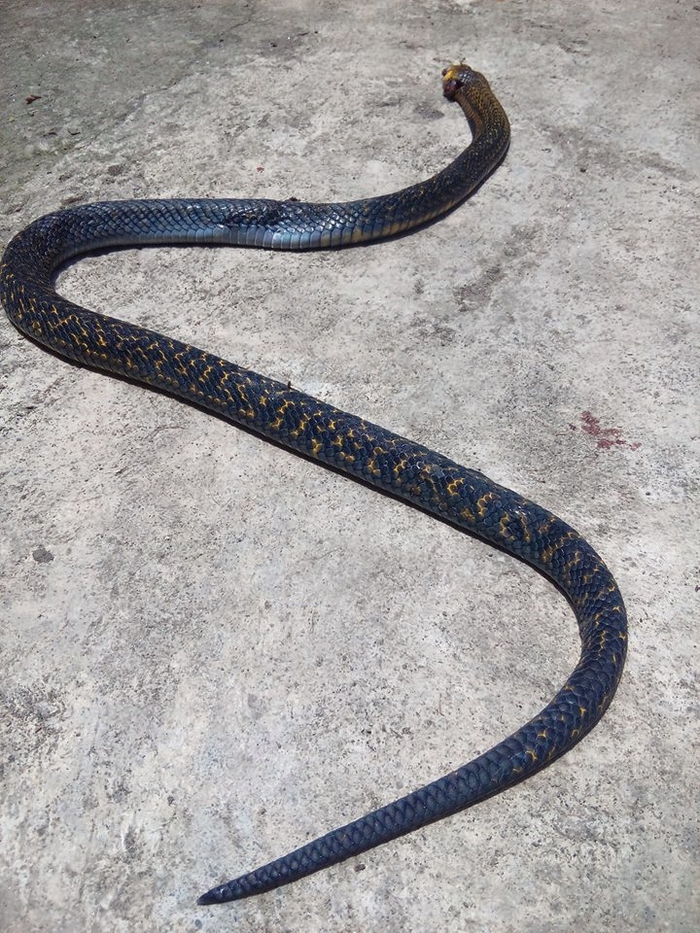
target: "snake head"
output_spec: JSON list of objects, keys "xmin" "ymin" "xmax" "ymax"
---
[{"xmin": 442, "ymin": 63, "xmax": 482, "ymax": 100}]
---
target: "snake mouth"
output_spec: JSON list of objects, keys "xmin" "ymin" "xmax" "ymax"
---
[{"xmin": 442, "ymin": 78, "xmax": 461, "ymax": 101}]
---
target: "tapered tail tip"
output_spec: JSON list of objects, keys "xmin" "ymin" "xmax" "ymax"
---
[{"xmin": 197, "ymin": 883, "xmax": 234, "ymax": 905}]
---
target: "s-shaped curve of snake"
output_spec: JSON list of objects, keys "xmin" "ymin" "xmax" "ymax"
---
[{"xmin": 0, "ymin": 65, "xmax": 627, "ymax": 905}]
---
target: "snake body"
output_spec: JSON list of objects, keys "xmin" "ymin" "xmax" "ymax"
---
[{"xmin": 0, "ymin": 66, "xmax": 627, "ymax": 905}]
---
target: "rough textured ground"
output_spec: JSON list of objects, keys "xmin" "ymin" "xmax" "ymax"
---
[{"xmin": 1, "ymin": 1, "xmax": 698, "ymax": 931}]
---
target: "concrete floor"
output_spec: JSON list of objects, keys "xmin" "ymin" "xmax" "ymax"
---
[{"xmin": 1, "ymin": 1, "xmax": 698, "ymax": 931}]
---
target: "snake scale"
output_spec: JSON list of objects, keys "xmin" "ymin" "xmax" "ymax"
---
[{"xmin": 0, "ymin": 65, "xmax": 627, "ymax": 905}]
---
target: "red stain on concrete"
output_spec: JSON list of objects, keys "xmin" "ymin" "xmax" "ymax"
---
[{"xmin": 569, "ymin": 411, "xmax": 641, "ymax": 450}]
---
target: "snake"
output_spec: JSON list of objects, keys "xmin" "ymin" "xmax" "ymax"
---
[{"xmin": 0, "ymin": 65, "xmax": 627, "ymax": 906}]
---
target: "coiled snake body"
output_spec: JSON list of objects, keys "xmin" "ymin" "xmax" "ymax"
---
[{"xmin": 0, "ymin": 66, "xmax": 627, "ymax": 905}]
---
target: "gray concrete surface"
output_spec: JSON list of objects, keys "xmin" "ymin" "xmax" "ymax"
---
[{"xmin": 1, "ymin": 1, "xmax": 698, "ymax": 931}]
